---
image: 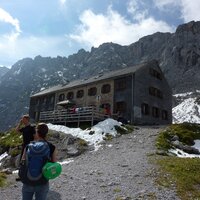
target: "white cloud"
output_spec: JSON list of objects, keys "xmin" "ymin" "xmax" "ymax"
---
[
  {"xmin": 127, "ymin": 0, "xmax": 139, "ymax": 14},
  {"xmin": 154, "ymin": 0, "xmax": 200, "ymax": 22},
  {"xmin": 69, "ymin": 6, "xmax": 174, "ymax": 48},
  {"xmin": 0, "ymin": 7, "xmax": 21, "ymax": 41},
  {"xmin": 180, "ymin": 0, "xmax": 200, "ymax": 22},
  {"xmin": 127, "ymin": 0, "xmax": 148, "ymax": 21}
]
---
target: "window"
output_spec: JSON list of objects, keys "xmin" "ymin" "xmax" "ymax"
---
[
  {"xmin": 76, "ymin": 90, "xmax": 84, "ymax": 98},
  {"xmin": 152, "ymin": 107, "xmax": 159, "ymax": 118},
  {"xmin": 115, "ymin": 78, "xmax": 126, "ymax": 90},
  {"xmin": 67, "ymin": 91, "xmax": 74, "ymax": 100},
  {"xmin": 149, "ymin": 87, "xmax": 163, "ymax": 99},
  {"xmin": 88, "ymin": 87, "xmax": 97, "ymax": 96},
  {"xmin": 101, "ymin": 84, "xmax": 111, "ymax": 94},
  {"xmin": 149, "ymin": 68, "xmax": 162, "ymax": 80},
  {"xmin": 141, "ymin": 103, "xmax": 150, "ymax": 115},
  {"xmin": 58, "ymin": 93, "xmax": 65, "ymax": 101},
  {"xmin": 162, "ymin": 110, "xmax": 168, "ymax": 120}
]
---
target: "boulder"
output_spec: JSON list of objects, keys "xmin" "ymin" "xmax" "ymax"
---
[{"xmin": 182, "ymin": 145, "xmax": 200, "ymax": 154}]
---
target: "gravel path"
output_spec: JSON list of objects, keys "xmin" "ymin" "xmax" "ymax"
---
[{"xmin": 0, "ymin": 126, "xmax": 180, "ymax": 200}]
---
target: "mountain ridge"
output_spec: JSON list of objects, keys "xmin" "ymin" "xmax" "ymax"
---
[{"xmin": 0, "ymin": 67, "xmax": 9, "ymax": 80}]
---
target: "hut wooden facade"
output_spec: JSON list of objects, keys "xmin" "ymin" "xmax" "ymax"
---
[{"xmin": 29, "ymin": 60, "xmax": 172, "ymax": 125}]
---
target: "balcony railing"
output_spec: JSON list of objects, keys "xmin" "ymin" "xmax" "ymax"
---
[{"xmin": 39, "ymin": 106, "xmax": 107, "ymax": 126}]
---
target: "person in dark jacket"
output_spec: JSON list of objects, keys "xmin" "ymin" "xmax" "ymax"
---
[
  {"xmin": 21, "ymin": 123, "xmax": 57, "ymax": 200},
  {"xmin": 15, "ymin": 115, "xmax": 36, "ymax": 181},
  {"xmin": 16, "ymin": 114, "xmax": 36, "ymax": 160}
]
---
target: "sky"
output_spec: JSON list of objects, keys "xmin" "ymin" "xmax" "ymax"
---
[{"xmin": 0, "ymin": 0, "xmax": 200, "ymax": 67}]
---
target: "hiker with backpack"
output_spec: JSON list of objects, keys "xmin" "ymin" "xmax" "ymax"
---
[{"xmin": 19, "ymin": 122, "xmax": 57, "ymax": 200}]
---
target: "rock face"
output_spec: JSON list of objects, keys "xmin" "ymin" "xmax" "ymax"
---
[{"xmin": 0, "ymin": 21, "xmax": 200, "ymax": 131}]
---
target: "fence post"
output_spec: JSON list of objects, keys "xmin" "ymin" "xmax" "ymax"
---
[{"xmin": 91, "ymin": 106, "xmax": 94, "ymax": 126}]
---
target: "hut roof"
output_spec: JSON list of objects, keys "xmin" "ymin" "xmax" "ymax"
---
[{"xmin": 31, "ymin": 60, "xmax": 158, "ymax": 97}]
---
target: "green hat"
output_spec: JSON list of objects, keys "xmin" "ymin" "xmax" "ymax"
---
[{"xmin": 42, "ymin": 162, "xmax": 62, "ymax": 180}]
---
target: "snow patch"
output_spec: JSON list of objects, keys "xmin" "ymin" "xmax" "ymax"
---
[
  {"xmin": 47, "ymin": 118, "xmax": 122, "ymax": 151},
  {"xmin": 173, "ymin": 96, "xmax": 200, "ymax": 124},
  {"xmin": 0, "ymin": 152, "xmax": 8, "ymax": 166}
]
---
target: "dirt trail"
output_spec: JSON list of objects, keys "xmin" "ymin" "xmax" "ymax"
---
[{"xmin": 0, "ymin": 126, "xmax": 180, "ymax": 200}]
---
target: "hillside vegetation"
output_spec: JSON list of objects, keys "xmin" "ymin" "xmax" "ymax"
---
[{"xmin": 155, "ymin": 123, "xmax": 200, "ymax": 200}]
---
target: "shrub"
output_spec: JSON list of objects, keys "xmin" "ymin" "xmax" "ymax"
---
[
  {"xmin": 0, "ymin": 128, "xmax": 22, "ymax": 149},
  {"xmin": 103, "ymin": 134, "xmax": 113, "ymax": 141},
  {"xmin": 114, "ymin": 124, "xmax": 134, "ymax": 135},
  {"xmin": 78, "ymin": 138, "xmax": 88, "ymax": 147}
]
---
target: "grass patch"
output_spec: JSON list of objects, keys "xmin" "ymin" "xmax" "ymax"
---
[
  {"xmin": 156, "ymin": 123, "xmax": 200, "ymax": 151},
  {"xmin": 156, "ymin": 156, "xmax": 200, "ymax": 200},
  {"xmin": 113, "ymin": 188, "xmax": 121, "ymax": 193},
  {"xmin": 103, "ymin": 134, "xmax": 113, "ymax": 141},
  {"xmin": 0, "ymin": 172, "xmax": 7, "ymax": 187}
]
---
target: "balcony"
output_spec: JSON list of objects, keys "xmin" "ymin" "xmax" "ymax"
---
[{"xmin": 39, "ymin": 106, "xmax": 108, "ymax": 126}]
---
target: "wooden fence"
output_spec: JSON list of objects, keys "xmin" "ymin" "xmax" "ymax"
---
[{"xmin": 39, "ymin": 106, "xmax": 107, "ymax": 126}]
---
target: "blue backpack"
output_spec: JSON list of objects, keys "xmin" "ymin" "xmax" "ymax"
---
[{"xmin": 19, "ymin": 141, "xmax": 50, "ymax": 185}]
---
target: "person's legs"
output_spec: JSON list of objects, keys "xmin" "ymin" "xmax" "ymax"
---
[
  {"xmin": 22, "ymin": 184, "xmax": 34, "ymax": 200},
  {"xmin": 35, "ymin": 182, "xmax": 49, "ymax": 200},
  {"xmin": 16, "ymin": 145, "xmax": 25, "ymax": 181},
  {"xmin": 19, "ymin": 144, "xmax": 25, "ymax": 161}
]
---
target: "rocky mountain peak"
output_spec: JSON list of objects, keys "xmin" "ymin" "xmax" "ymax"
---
[{"xmin": 176, "ymin": 21, "xmax": 200, "ymax": 35}]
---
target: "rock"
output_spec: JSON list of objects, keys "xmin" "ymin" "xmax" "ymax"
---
[
  {"xmin": 171, "ymin": 140, "xmax": 184, "ymax": 149},
  {"xmin": 0, "ymin": 155, "xmax": 14, "ymax": 169},
  {"xmin": 171, "ymin": 138, "xmax": 200, "ymax": 155},
  {"xmin": 0, "ymin": 168, "xmax": 13, "ymax": 174},
  {"xmin": 67, "ymin": 146, "xmax": 81, "ymax": 157},
  {"xmin": 156, "ymin": 150, "xmax": 168, "ymax": 156},
  {"xmin": 66, "ymin": 135, "xmax": 76, "ymax": 145},
  {"xmin": 14, "ymin": 155, "xmax": 21, "ymax": 168},
  {"xmin": 171, "ymin": 135, "xmax": 179, "ymax": 141},
  {"xmin": 182, "ymin": 145, "xmax": 200, "ymax": 154}
]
